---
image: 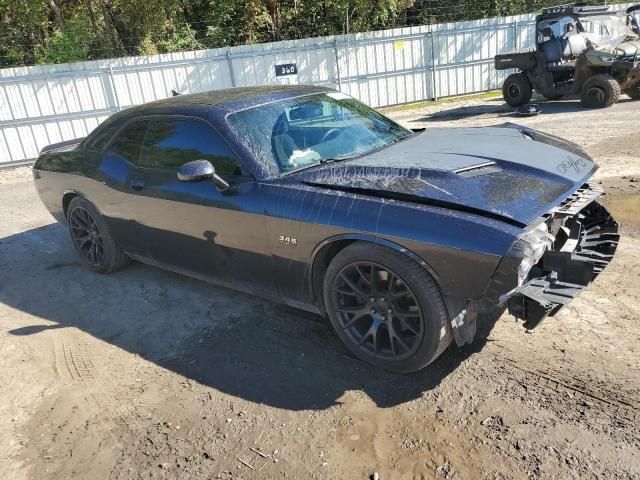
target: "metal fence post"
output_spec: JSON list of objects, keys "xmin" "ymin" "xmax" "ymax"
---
[
  {"xmin": 334, "ymin": 39, "xmax": 343, "ymax": 91},
  {"xmin": 513, "ymin": 20, "xmax": 519, "ymax": 50},
  {"xmin": 429, "ymin": 31, "xmax": 438, "ymax": 101},
  {"xmin": 106, "ymin": 65, "xmax": 121, "ymax": 111},
  {"xmin": 227, "ymin": 50, "xmax": 237, "ymax": 87}
]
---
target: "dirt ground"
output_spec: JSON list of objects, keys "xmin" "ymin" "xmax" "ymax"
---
[{"xmin": 1, "ymin": 95, "xmax": 639, "ymax": 480}]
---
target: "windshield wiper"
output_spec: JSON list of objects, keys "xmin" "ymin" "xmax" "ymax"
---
[
  {"xmin": 318, "ymin": 155, "xmax": 356, "ymax": 165},
  {"xmin": 282, "ymin": 155, "xmax": 357, "ymax": 175}
]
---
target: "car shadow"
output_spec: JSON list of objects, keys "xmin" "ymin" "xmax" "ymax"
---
[
  {"xmin": 413, "ymin": 97, "xmax": 636, "ymax": 123},
  {"xmin": 415, "ymin": 103, "xmax": 514, "ymax": 122},
  {"xmin": 2, "ymin": 223, "xmax": 503, "ymax": 411}
]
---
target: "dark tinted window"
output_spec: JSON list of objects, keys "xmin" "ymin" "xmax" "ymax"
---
[
  {"xmin": 83, "ymin": 117, "xmax": 123, "ymax": 150},
  {"xmin": 106, "ymin": 118, "xmax": 148, "ymax": 164},
  {"xmin": 140, "ymin": 118, "xmax": 241, "ymax": 175}
]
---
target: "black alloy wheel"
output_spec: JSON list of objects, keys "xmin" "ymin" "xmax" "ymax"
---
[
  {"xmin": 324, "ymin": 242, "xmax": 452, "ymax": 373},
  {"xmin": 332, "ymin": 262, "xmax": 424, "ymax": 360},
  {"xmin": 66, "ymin": 196, "xmax": 131, "ymax": 273},
  {"xmin": 69, "ymin": 206, "xmax": 104, "ymax": 267}
]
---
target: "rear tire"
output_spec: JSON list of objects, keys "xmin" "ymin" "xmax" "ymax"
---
[
  {"xmin": 323, "ymin": 242, "xmax": 452, "ymax": 373},
  {"xmin": 67, "ymin": 196, "xmax": 131, "ymax": 274},
  {"xmin": 502, "ymin": 73, "xmax": 533, "ymax": 107},
  {"xmin": 625, "ymin": 82, "xmax": 640, "ymax": 100},
  {"xmin": 580, "ymin": 74, "xmax": 621, "ymax": 108}
]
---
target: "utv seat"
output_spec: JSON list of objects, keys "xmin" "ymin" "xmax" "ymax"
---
[
  {"xmin": 567, "ymin": 33, "xmax": 588, "ymax": 57},
  {"xmin": 542, "ymin": 38, "xmax": 564, "ymax": 64}
]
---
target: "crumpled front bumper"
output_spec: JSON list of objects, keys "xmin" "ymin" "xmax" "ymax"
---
[{"xmin": 505, "ymin": 186, "xmax": 619, "ymax": 329}]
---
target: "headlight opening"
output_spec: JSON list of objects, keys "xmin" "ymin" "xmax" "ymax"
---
[{"xmin": 517, "ymin": 221, "xmax": 555, "ymax": 286}]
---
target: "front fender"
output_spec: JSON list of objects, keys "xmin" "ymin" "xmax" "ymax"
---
[{"xmin": 310, "ymin": 233, "xmax": 443, "ymax": 287}]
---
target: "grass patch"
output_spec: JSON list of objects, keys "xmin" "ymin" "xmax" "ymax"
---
[{"xmin": 380, "ymin": 90, "xmax": 502, "ymax": 113}]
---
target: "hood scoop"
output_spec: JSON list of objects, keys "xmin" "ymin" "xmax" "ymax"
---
[{"xmin": 453, "ymin": 161, "xmax": 502, "ymax": 178}]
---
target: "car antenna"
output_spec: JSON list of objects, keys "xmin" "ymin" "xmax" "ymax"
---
[{"xmin": 171, "ymin": 89, "xmax": 182, "ymax": 96}]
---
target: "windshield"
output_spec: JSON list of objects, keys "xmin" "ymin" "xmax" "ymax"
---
[
  {"xmin": 227, "ymin": 92, "xmax": 411, "ymax": 174},
  {"xmin": 579, "ymin": 14, "xmax": 637, "ymax": 45}
]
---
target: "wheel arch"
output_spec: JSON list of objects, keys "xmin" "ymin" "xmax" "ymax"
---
[
  {"xmin": 62, "ymin": 190, "xmax": 102, "ymax": 220},
  {"xmin": 309, "ymin": 234, "xmax": 442, "ymax": 314},
  {"xmin": 62, "ymin": 190, "xmax": 81, "ymax": 219}
]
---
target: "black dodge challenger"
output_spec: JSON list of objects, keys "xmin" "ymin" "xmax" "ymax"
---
[{"xmin": 33, "ymin": 85, "xmax": 619, "ymax": 372}]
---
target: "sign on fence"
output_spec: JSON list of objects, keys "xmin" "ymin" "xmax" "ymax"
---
[{"xmin": 275, "ymin": 63, "xmax": 298, "ymax": 77}]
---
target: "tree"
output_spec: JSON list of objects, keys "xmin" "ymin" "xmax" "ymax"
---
[{"xmin": 0, "ymin": 0, "xmax": 574, "ymax": 67}]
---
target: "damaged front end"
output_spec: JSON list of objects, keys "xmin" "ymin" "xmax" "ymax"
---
[{"xmin": 500, "ymin": 184, "xmax": 619, "ymax": 329}]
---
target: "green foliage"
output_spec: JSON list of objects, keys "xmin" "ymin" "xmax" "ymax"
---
[
  {"xmin": 158, "ymin": 25, "xmax": 203, "ymax": 52},
  {"xmin": 0, "ymin": 0, "xmax": 579, "ymax": 67},
  {"xmin": 34, "ymin": 13, "xmax": 94, "ymax": 64}
]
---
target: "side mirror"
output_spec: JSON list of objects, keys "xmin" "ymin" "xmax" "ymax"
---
[
  {"xmin": 178, "ymin": 160, "xmax": 214, "ymax": 182},
  {"xmin": 177, "ymin": 160, "xmax": 230, "ymax": 192}
]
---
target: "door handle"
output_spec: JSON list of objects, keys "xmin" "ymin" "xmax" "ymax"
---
[{"xmin": 130, "ymin": 179, "xmax": 145, "ymax": 191}]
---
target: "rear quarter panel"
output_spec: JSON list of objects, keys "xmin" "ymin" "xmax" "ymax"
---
[
  {"xmin": 33, "ymin": 148, "xmax": 134, "ymax": 229},
  {"xmin": 33, "ymin": 150, "xmax": 91, "ymax": 222}
]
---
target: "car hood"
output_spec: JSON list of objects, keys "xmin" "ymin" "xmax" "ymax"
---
[{"xmin": 295, "ymin": 124, "xmax": 597, "ymax": 227}]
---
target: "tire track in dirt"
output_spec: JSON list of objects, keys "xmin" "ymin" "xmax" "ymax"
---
[
  {"xmin": 494, "ymin": 352, "xmax": 640, "ymax": 423},
  {"xmin": 55, "ymin": 338, "xmax": 96, "ymax": 382}
]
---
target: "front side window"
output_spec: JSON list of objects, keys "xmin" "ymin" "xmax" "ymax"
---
[
  {"xmin": 226, "ymin": 93, "xmax": 411, "ymax": 174},
  {"xmin": 140, "ymin": 118, "xmax": 242, "ymax": 176}
]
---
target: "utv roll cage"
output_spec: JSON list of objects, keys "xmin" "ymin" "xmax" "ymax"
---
[{"xmin": 537, "ymin": 3, "xmax": 610, "ymax": 20}]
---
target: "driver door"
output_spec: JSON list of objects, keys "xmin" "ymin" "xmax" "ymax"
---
[{"xmin": 124, "ymin": 116, "xmax": 275, "ymax": 293}]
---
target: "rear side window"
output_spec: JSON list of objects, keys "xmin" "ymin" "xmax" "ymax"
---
[
  {"xmin": 83, "ymin": 117, "xmax": 123, "ymax": 150},
  {"xmin": 140, "ymin": 118, "xmax": 241, "ymax": 175},
  {"xmin": 106, "ymin": 119, "xmax": 148, "ymax": 164}
]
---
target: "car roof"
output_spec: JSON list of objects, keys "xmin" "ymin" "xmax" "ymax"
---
[{"xmin": 128, "ymin": 85, "xmax": 334, "ymax": 114}]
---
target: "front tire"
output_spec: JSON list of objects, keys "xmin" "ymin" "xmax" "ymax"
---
[
  {"xmin": 502, "ymin": 73, "xmax": 533, "ymax": 107},
  {"xmin": 580, "ymin": 74, "xmax": 621, "ymax": 108},
  {"xmin": 323, "ymin": 242, "xmax": 452, "ymax": 373},
  {"xmin": 67, "ymin": 196, "xmax": 131, "ymax": 274}
]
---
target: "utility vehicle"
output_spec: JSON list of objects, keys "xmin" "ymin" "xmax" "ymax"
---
[{"xmin": 496, "ymin": 3, "xmax": 640, "ymax": 108}]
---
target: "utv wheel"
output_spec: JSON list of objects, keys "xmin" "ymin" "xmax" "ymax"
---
[
  {"xmin": 323, "ymin": 242, "xmax": 452, "ymax": 373},
  {"xmin": 67, "ymin": 196, "xmax": 131, "ymax": 274},
  {"xmin": 625, "ymin": 82, "xmax": 640, "ymax": 100},
  {"xmin": 502, "ymin": 73, "xmax": 532, "ymax": 107},
  {"xmin": 580, "ymin": 74, "xmax": 621, "ymax": 108}
]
